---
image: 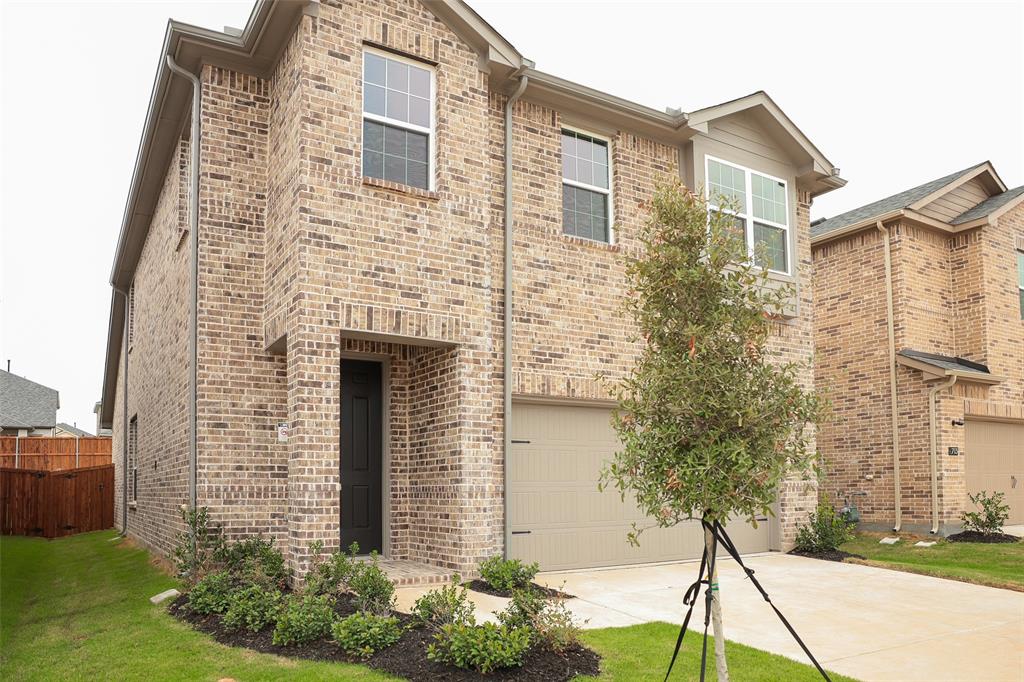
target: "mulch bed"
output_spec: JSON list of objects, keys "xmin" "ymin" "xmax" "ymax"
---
[
  {"xmin": 787, "ymin": 549, "xmax": 866, "ymax": 562},
  {"xmin": 464, "ymin": 580, "xmax": 575, "ymax": 600},
  {"xmin": 946, "ymin": 531, "xmax": 1020, "ymax": 544},
  {"xmin": 167, "ymin": 593, "xmax": 599, "ymax": 681}
]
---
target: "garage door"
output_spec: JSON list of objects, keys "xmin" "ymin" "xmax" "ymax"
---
[
  {"xmin": 966, "ymin": 420, "xmax": 1024, "ymax": 525},
  {"xmin": 509, "ymin": 402, "xmax": 770, "ymax": 571}
]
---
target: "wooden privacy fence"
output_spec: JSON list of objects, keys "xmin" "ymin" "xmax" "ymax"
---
[
  {"xmin": 0, "ymin": 465, "xmax": 115, "ymax": 538},
  {"xmin": 0, "ymin": 436, "xmax": 112, "ymax": 471}
]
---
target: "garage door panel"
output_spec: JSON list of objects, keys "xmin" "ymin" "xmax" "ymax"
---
[
  {"xmin": 510, "ymin": 402, "xmax": 770, "ymax": 570},
  {"xmin": 966, "ymin": 420, "xmax": 1024, "ymax": 525}
]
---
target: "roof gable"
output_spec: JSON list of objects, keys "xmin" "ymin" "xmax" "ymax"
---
[{"xmin": 0, "ymin": 370, "xmax": 59, "ymax": 429}]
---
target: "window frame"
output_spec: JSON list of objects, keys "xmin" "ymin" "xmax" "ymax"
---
[
  {"xmin": 360, "ymin": 45, "xmax": 437, "ymax": 192},
  {"xmin": 1017, "ymin": 249, "xmax": 1024, "ymax": 320},
  {"xmin": 128, "ymin": 415, "xmax": 138, "ymax": 504},
  {"xmin": 561, "ymin": 125, "xmax": 615, "ymax": 244},
  {"xmin": 704, "ymin": 155, "xmax": 791, "ymax": 275}
]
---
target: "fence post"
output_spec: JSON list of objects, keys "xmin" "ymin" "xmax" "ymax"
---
[
  {"xmin": 15, "ymin": 436, "xmax": 19, "ymax": 468},
  {"xmin": 76, "ymin": 437, "xmax": 80, "ymax": 468}
]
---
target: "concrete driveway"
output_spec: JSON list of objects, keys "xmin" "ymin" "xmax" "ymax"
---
[
  {"xmin": 538, "ymin": 553, "xmax": 1024, "ymax": 682},
  {"xmin": 397, "ymin": 553, "xmax": 1023, "ymax": 681}
]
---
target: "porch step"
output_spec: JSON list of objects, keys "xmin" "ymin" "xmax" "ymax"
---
[{"xmin": 374, "ymin": 559, "xmax": 458, "ymax": 588}]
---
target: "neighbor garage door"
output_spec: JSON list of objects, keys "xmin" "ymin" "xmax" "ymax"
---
[
  {"xmin": 966, "ymin": 420, "xmax": 1024, "ymax": 525},
  {"xmin": 509, "ymin": 402, "xmax": 770, "ymax": 571}
]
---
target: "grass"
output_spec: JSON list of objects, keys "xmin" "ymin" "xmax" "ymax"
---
[
  {"xmin": 1, "ymin": 530, "xmax": 855, "ymax": 681},
  {"xmin": 840, "ymin": 532, "xmax": 1024, "ymax": 591}
]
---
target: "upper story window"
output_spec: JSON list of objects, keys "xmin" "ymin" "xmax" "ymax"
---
[
  {"xmin": 1017, "ymin": 249, "xmax": 1024, "ymax": 319},
  {"xmin": 706, "ymin": 156, "xmax": 790, "ymax": 274},
  {"xmin": 562, "ymin": 129, "xmax": 612, "ymax": 243},
  {"xmin": 362, "ymin": 48, "xmax": 433, "ymax": 191}
]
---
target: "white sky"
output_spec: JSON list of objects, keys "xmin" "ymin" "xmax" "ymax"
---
[{"xmin": 1, "ymin": 0, "xmax": 1022, "ymax": 433}]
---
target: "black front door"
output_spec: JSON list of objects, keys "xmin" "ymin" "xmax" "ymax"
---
[{"xmin": 340, "ymin": 359, "xmax": 383, "ymax": 554}]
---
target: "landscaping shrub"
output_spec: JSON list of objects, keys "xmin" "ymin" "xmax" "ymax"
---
[
  {"xmin": 960, "ymin": 491, "xmax": 1010, "ymax": 535},
  {"xmin": 496, "ymin": 586, "xmax": 545, "ymax": 631},
  {"xmin": 222, "ymin": 585, "xmax": 284, "ymax": 633},
  {"xmin": 427, "ymin": 622, "xmax": 532, "ymax": 674},
  {"xmin": 187, "ymin": 570, "xmax": 234, "ymax": 615},
  {"xmin": 794, "ymin": 497, "xmax": 854, "ymax": 553},
  {"xmin": 217, "ymin": 536, "xmax": 290, "ymax": 589},
  {"xmin": 172, "ymin": 506, "xmax": 225, "ymax": 584},
  {"xmin": 348, "ymin": 553, "xmax": 395, "ymax": 616},
  {"xmin": 411, "ymin": 575, "xmax": 474, "ymax": 628},
  {"xmin": 272, "ymin": 595, "xmax": 336, "ymax": 646},
  {"xmin": 478, "ymin": 556, "xmax": 538, "ymax": 593},
  {"xmin": 331, "ymin": 612, "xmax": 403, "ymax": 659},
  {"xmin": 305, "ymin": 541, "xmax": 361, "ymax": 597}
]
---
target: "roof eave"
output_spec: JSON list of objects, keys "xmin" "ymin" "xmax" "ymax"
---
[{"xmin": 895, "ymin": 355, "xmax": 1004, "ymax": 385}]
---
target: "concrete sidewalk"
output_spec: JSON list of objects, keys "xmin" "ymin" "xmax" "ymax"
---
[
  {"xmin": 397, "ymin": 553, "xmax": 1023, "ymax": 681},
  {"xmin": 539, "ymin": 553, "xmax": 1024, "ymax": 682}
]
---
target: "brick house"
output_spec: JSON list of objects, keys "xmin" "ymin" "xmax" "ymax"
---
[
  {"xmin": 812, "ymin": 162, "xmax": 1024, "ymax": 533},
  {"xmin": 98, "ymin": 0, "xmax": 844, "ymax": 577}
]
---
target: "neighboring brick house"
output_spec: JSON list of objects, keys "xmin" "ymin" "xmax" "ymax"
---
[
  {"xmin": 812, "ymin": 162, "xmax": 1024, "ymax": 533},
  {"xmin": 98, "ymin": 0, "xmax": 844, "ymax": 577}
]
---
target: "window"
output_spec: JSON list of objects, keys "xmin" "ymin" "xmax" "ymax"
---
[
  {"xmin": 562, "ymin": 129, "xmax": 612, "ymax": 242},
  {"xmin": 362, "ymin": 49, "xmax": 433, "ymax": 190},
  {"xmin": 128, "ymin": 416, "xmax": 138, "ymax": 504},
  {"xmin": 706, "ymin": 156, "xmax": 791, "ymax": 274},
  {"xmin": 1017, "ymin": 250, "xmax": 1024, "ymax": 319},
  {"xmin": 127, "ymin": 284, "xmax": 135, "ymax": 350}
]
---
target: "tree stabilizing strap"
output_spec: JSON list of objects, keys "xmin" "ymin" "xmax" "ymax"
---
[{"xmin": 663, "ymin": 517, "xmax": 831, "ymax": 682}]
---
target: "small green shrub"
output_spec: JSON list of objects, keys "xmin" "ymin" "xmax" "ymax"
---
[
  {"xmin": 348, "ymin": 553, "xmax": 396, "ymax": 616},
  {"xmin": 412, "ymin": 575, "xmax": 474, "ymax": 628},
  {"xmin": 305, "ymin": 541, "xmax": 361, "ymax": 597},
  {"xmin": 478, "ymin": 556, "xmax": 538, "ymax": 593},
  {"xmin": 172, "ymin": 506, "xmax": 225, "ymax": 584},
  {"xmin": 532, "ymin": 597, "xmax": 583, "ymax": 652},
  {"xmin": 794, "ymin": 497, "xmax": 854, "ymax": 553},
  {"xmin": 272, "ymin": 595, "xmax": 336, "ymax": 646},
  {"xmin": 961, "ymin": 490, "xmax": 1010, "ymax": 534},
  {"xmin": 217, "ymin": 536, "xmax": 290, "ymax": 589},
  {"xmin": 187, "ymin": 570, "xmax": 234, "ymax": 615},
  {"xmin": 496, "ymin": 586, "xmax": 545, "ymax": 631},
  {"xmin": 331, "ymin": 612, "xmax": 403, "ymax": 659},
  {"xmin": 222, "ymin": 585, "xmax": 284, "ymax": 633},
  {"xmin": 427, "ymin": 622, "xmax": 531, "ymax": 673}
]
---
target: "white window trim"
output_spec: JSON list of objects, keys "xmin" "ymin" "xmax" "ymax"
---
[
  {"xmin": 561, "ymin": 125, "xmax": 615, "ymax": 244},
  {"xmin": 705, "ymin": 155, "xmax": 791, "ymax": 275},
  {"xmin": 1017, "ymin": 249, "xmax": 1024, "ymax": 319},
  {"xmin": 360, "ymin": 46, "xmax": 437, "ymax": 192}
]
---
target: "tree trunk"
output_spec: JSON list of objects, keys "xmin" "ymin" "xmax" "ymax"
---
[{"xmin": 705, "ymin": 524, "xmax": 729, "ymax": 681}]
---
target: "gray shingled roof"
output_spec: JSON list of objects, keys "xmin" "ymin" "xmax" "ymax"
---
[
  {"xmin": 898, "ymin": 350, "xmax": 991, "ymax": 377},
  {"xmin": 0, "ymin": 370, "xmax": 59, "ymax": 429},
  {"xmin": 811, "ymin": 162, "xmax": 987, "ymax": 238},
  {"xmin": 952, "ymin": 185, "xmax": 1024, "ymax": 225},
  {"xmin": 56, "ymin": 422, "xmax": 92, "ymax": 437}
]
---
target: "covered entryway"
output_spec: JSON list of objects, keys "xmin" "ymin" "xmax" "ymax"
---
[
  {"xmin": 509, "ymin": 401, "xmax": 770, "ymax": 571},
  {"xmin": 965, "ymin": 420, "xmax": 1024, "ymax": 525}
]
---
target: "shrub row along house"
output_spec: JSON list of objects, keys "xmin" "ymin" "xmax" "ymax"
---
[
  {"xmin": 813, "ymin": 163, "xmax": 1024, "ymax": 532},
  {"xmin": 98, "ymin": 0, "xmax": 845, "ymax": 577}
]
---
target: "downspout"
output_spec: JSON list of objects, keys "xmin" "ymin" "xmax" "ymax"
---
[
  {"xmin": 875, "ymin": 221, "xmax": 901, "ymax": 531},
  {"xmin": 928, "ymin": 375, "xmax": 957, "ymax": 534},
  {"xmin": 166, "ymin": 55, "xmax": 200, "ymax": 511},
  {"xmin": 113, "ymin": 286, "xmax": 130, "ymax": 536},
  {"xmin": 503, "ymin": 71, "xmax": 528, "ymax": 558}
]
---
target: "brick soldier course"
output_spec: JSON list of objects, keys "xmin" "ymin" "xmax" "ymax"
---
[
  {"xmin": 812, "ymin": 162, "xmax": 1024, "ymax": 533},
  {"xmin": 100, "ymin": 0, "xmax": 845, "ymax": 577}
]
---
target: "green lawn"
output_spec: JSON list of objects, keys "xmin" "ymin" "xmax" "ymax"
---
[
  {"xmin": 840, "ymin": 532, "xmax": 1024, "ymax": 591},
  {"xmin": 1, "ymin": 531, "xmax": 853, "ymax": 681}
]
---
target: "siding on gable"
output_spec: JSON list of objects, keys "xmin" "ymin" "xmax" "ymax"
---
[{"xmin": 917, "ymin": 177, "xmax": 991, "ymax": 222}]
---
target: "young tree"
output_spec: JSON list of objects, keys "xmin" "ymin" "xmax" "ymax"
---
[{"xmin": 601, "ymin": 180, "xmax": 822, "ymax": 680}]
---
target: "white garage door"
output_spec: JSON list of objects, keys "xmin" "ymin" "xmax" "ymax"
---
[
  {"xmin": 966, "ymin": 420, "xmax": 1024, "ymax": 525},
  {"xmin": 509, "ymin": 402, "xmax": 770, "ymax": 571}
]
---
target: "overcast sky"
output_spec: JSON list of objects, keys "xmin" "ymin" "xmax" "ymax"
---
[{"xmin": 1, "ymin": 1, "xmax": 1022, "ymax": 433}]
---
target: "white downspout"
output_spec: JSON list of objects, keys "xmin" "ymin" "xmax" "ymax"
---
[
  {"xmin": 503, "ymin": 71, "xmax": 528, "ymax": 559},
  {"xmin": 876, "ymin": 221, "xmax": 902, "ymax": 531},
  {"xmin": 113, "ymin": 285, "xmax": 130, "ymax": 536},
  {"xmin": 165, "ymin": 55, "xmax": 200, "ymax": 511},
  {"xmin": 928, "ymin": 375, "xmax": 957, "ymax": 534}
]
